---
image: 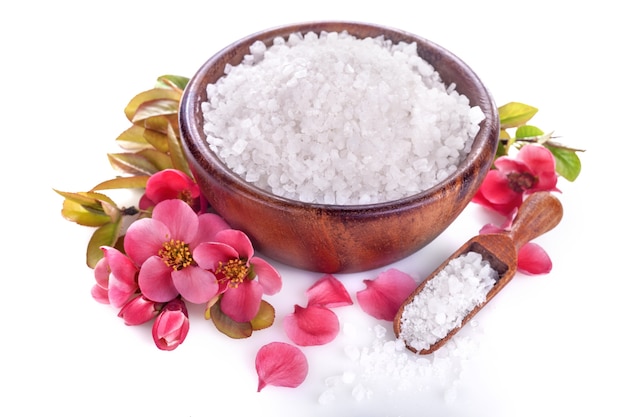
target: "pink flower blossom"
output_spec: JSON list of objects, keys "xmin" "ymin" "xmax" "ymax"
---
[
  {"xmin": 479, "ymin": 223, "xmax": 552, "ymax": 275},
  {"xmin": 118, "ymin": 295, "xmax": 161, "ymax": 325},
  {"xmin": 255, "ymin": 342, "xmax": 308, "ymax": 392},
  {"xmin": 139, "ymin": 169, "xmax": 203, "ymax": 212},
  {"xmin": 283, "ymin": 305, "xmax": 340, "ymax": 346},
  {"xmin": 152, "ymin": 298, "xmax": 189, "ymax": 351},
  {"xmin": 91, "ymin": 247, "xmax": 138, "ymax": 308},
  {"xmin": 194, "ymin": 229, "xmax": 282, "ymax": 323},
  {"xmin": 124, "ymin": 199, "xmax": 228, "ymax": 304},
  {"xmin": 472, "ymin": 145, "xmax": 560, "ymax": 217},
  {"xmin": 356, "ymin": 268, "xmax": 418, "ymax": 321}
]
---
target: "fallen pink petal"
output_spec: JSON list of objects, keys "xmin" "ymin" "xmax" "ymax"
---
[
  {"xmin": 356, "ymin": 268, "xmax": 417, "ymax": 321},
  {"xmin": 517, "ymin": 242, "xmax": 553, "ymax": 275},
  {"xmin": 255, "ymin": 342, "xmax": 308, "ymax": 392},
  {"xmin": 283, "ymin": 305, "xmax": 340, "ymax": 346},
  {"xmin": 305, "ymin": 274, "xmax": 353, "ymax": 308}
]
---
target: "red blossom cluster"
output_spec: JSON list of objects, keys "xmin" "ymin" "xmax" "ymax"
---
[
  {"xmin": 472, "ymin": 145, "xmax": 561, "ymax": 275},
  {"xmin": 91, "ymin": 169, "xmax": 282, "ymax": 350}
]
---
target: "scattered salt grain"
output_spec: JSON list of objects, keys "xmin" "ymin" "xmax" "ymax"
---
[
  {"xmin": 398, "ymin": 251, "xmax": 498, "ymax": 352},
  {"xmin": 202, "ymin": 31, "xmax": 484, "ymax": 204}
]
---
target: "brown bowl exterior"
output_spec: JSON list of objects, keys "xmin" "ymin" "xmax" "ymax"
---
[{"xmin": 179, "ymin": 21, "xmax": 499, "ymax": 273}]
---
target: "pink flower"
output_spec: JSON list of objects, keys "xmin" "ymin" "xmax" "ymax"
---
[
  {"xmin": 139, "ymin": 169, "xmax": 203, "ymax": 212},
  {"xmin": 118, "ymin": 295, "xmax": 161, "ymax": 326},
  {"xmin": 124, "ymin": 199, "xmax": 229, "ymax": 304},
  {"xmin": 356, "ymin": 268, "xmax": 418, "ymax": 321},
  {"xmin": 152, "ymin": 298, "xmax": 189, "ymax": 351},
  {"xmin": 472, "ymin": 145, "xmax": 559, "ymax": 217},
  {"xmin": 91, "ymin": 247, "xmax": 138, "ymax": 308},
  {"xmin": 255, "ymin": 342, "xmax": 308, "ymax": 392},
  {"xmin": 194, "ymin": 229, "xmax": 282, "ymax": 323},
  {"xmin": 479, "ymin": 223, "xmax": 552, "ymax": 275}
]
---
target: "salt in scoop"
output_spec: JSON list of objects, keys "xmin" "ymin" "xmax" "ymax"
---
[{"xmin": 393, "ymin": 191, "xmax": 563, "ymax": 354}]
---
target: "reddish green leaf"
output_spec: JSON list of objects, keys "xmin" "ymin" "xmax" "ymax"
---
[
  {"xmin": 166, "ymin": 123, "xmax": 192, "ymax": 177},
  {"xmin": 142, "ymin": 128, "xmax": 169, "ymax": 153},
  {"xmin": 156, "ymin": 75, "xmax": 189, "ymax": 90},
  {"xmin": 209, "ymin": 300, "xmax": 253, "ymax": 339},
  {"xmin": 108, "ymin": 152, "xmax": 161, "ymax": 175},
  {"xmin": 250, "ymin": 300, "xmax": 275, "ymax": 331},
  {"xmin": 132, "ymin": 99, "xmax": 179, "ymax": 123},
  {"xmin": 141, "ymin": 114, "xmax": 178, "ymax": 135},
  {"xmin": 91, "ymin": 175, "xmax": 150, "ymax": 191},
  {"xmin": 115, "ymin": 125, "xmax": 152, "ymax": 151},
  {"xmin": 61, "ymin": 199, "xmax": 111, "ymax": 227},
  {"xmin": 124, "ymin": 88, "xmax": 181, "ymax": 122},
  {"xmin": 138, "ymin": 148, "xmax": 173, "ymax": 172},
  {"xmin": 86, "ymin": 220, "xmax": 122, "ymax": 268},
  {"xmin": 499, "ymin": 102, "xmax": 538, "ymax": 129}
]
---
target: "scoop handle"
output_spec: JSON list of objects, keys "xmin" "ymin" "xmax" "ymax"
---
[{"xmin": 507, "ymin": 192, "xmax": 563, "ymax": 250}]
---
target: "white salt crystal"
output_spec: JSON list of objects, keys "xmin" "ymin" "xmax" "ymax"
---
[
  {"xmin": 202, "ymin": 31, "xmax": 484, "ymax": 204},
  {"xmin": 398, "ymin": 251, "xmax": 498, "ymax": 352}
]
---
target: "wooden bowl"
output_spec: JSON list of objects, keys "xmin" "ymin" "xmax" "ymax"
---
[{"xmin": 179, "ymin": 21, "xmax": 499, "ymax": 273}]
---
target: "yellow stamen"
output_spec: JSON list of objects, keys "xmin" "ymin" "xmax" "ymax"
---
[
  {"xmin": 216, "ymin": 259, "xmax": 249, "ymax": 288},
  {"xmin": 158, "ymin": 239, "xmax": 193, "ymax": 271}
]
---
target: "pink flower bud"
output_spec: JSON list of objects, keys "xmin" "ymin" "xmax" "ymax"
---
[
  {"xmin": 118, "ymin": 295, "xmax": 160, "ymax": 326},
  {"xmin": 152, "ymin": 298, "xmax": 190, "ymax": 351}
]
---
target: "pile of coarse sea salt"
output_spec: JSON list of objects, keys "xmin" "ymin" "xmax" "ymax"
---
[
  {"xmin": 202, "ymin": 30, "xmax": 485, "ymax": 205},
  {"xmin": 398, "ymin": 251, "xmax": 498, "ymax": 352},
  {"xmin": 318, "ymin": 251, "xmax": 498, "ymax": 406}
]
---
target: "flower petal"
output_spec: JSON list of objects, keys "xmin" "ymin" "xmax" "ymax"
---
[
  {"xmin": 124, "ymin": 217, "xmax": 170, "ymax": 266},
  {"xmin": 356, "ymin": 268, "xmax": 417, "ymax": 321},
  {"xmin": 91, "ymin": 284, "xmax": 109, "ymax": 304},
  {"xmin": 118, "ymin": 295, "xmax": 160, "ymax": 326},
  {"xmin": 191, "ymin": 213, "xmax": 231, "ymax": 248},
  {"xmin": 171, "ymin": 266, "xmax": 218, "ymax": 304},
  {"xmin": 517, "ymin": 242, "xmax": 552, "ymax": 275},
  {"xmin": 102, "ymin": 247, "xmax": 139, "ymax": 308},
  {"xmin": 283, "ymin": 305, "xmax": 339, "ymax": 346},
  {"xmin": 151, "ymin": 199, "xmax": 199, "ymax": 243},
  {"xmin": 250, "ymin": 257, "xmax": 282, "ymax": 295},
  {"xmin": 305, "ymin": 274, "xmax": 352, "ymax": 308},
  {"xmin": 220, "ymin": 280, "xmax": 263, "ymax": 323},
  {"xmin": 255, "ymin": 342, "xmax": 308, "ymax": 392},
  {"xmin": 193, "ymin": 242, "xmax": 240, "ymax": 271},
  {"xmin": 214, "ymin": 229, "xmax": 254, "ymax": 260},
  {"xmin": 137, "ymin": 256, "xmax": 179, "ymax": 302},
  {"xmin": 145, "ymin": 169, "xmax": 200, "ymax": 205}
]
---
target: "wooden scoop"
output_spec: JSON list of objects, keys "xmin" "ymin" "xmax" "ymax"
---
[{"xmin": 393, "ymin": 191, "xmax": 563, "ymax": 354}]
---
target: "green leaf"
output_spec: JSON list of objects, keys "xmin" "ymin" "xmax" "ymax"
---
[
  {"xmin": 142, "ymin": 114, "xmax": 178, "ymax": 135},
  {"xmin": 142, "ymin": 128, "xmax": 170, "ymax": 153},
  {"xmin": 124, "ymin": 88, "xmax": 181, "ymax": 122},
  {"xmin": 156, "ymin": 75, "xmax": 189, "ymax": 90},
  {"xmin": 86, "ymin": 220, "xmax": 123, "ymax": 268},
  {"xmin": 209, "ymin": 300, "xmax": 253, "ymax": 339},
  {"xmin": 61, "ymin": 198, "xmax": 111, "ymax": 227},
  {"xmin": 250, "ymin": 300, "xmax": 275, "ymax": 331},
  {"xmin": 546, "ymin": 145, "xmax": 582, "ymax": 182},
  {"xmin": 515, "ymin": 125, "xmax": 544, "ymax": 139},
  {"xmin": 132, "ymin": 99, "xmax": 180, "ymax": 123},
  {"xmin": 499, "ymin": 102, "xmax": 538, "ymax": 129},
  {"xmin": 166, "ymin": 123, "xmax": 192, "ymax": 177},
  {"xmin": 115, "ymin": 125, "xmax": 152, "ymax": 151},
  {"xmin": 91, "ymin": 175, "xmax": 150, "ymax": 191},
  {"xmin": 108, "ymin": 152, "xmax": 162, "ymax": 175}
]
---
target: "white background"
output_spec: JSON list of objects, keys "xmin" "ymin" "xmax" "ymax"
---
[{"xmin": 2, "ymin": 1, "xmax": 623, "ymax": 416}]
